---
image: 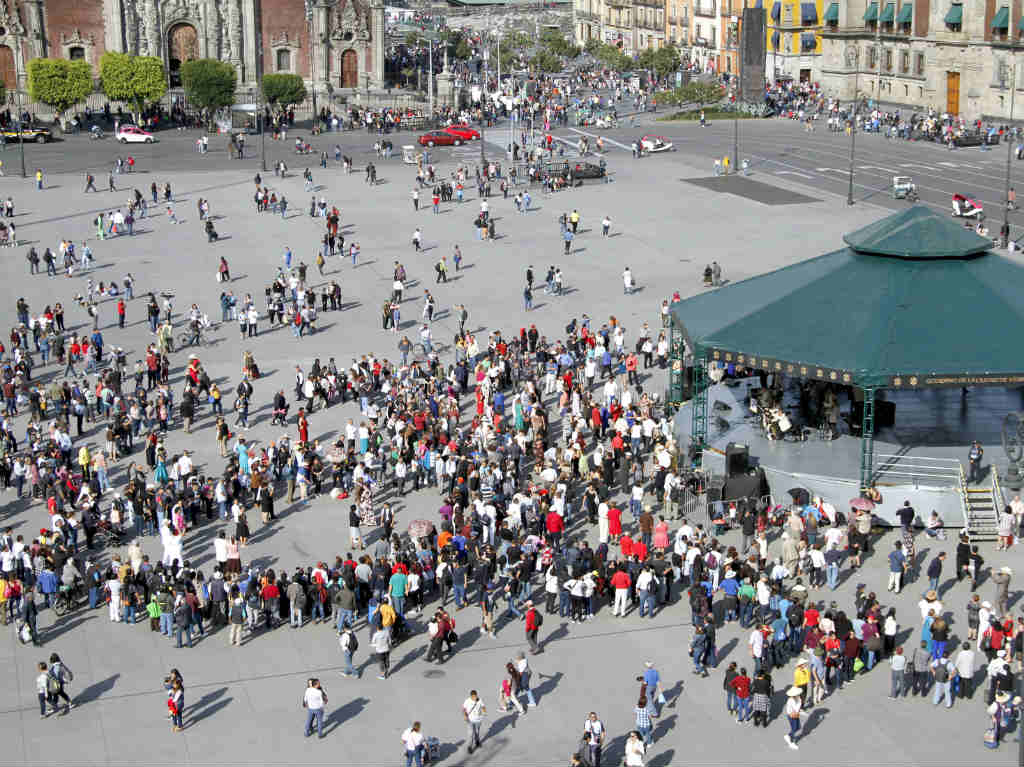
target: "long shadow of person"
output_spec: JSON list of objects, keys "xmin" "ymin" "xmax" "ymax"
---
[
  {"xmin": 72, "ymin": 672, "xmax": 120, "ymax": 705},
  {"xmin": 323, "ymin": 696, "xmax": 369, "ymax": 734},
  {"xmin": 801, "ymin": 707, "xmax": 829, "ymax": 739},
  {"xmin": 534, "ymin": 671, "xmax": 564, "ymax": 702}
]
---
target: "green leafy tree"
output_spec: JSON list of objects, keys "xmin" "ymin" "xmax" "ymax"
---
[
  {"xmin": 584, "ymin": 38, "xmax": 603, "ymax": 56},
  {"xmin": 261, "ymin": 73, "xmax": 307, "ymax": 113},
  {"xmin": 594, "ymin": 43, "xmax": 631, "ymax": 71},
  {"xmin": 682, "ymin": 80, "xmax": 724, "ymax": 105},
  {"xmin": 180, "ymin": 59, "xmax": 237, "ymax": 125},
  {"xmin": 99, "ymin": 52, "xmax": 167, "ymax": 124},
  {"xmin": 405, "ymin": 31, "xmax": 423, "ymax": 47},
  {"xmin": 454, "ymin": 38, "xmax": 472, "ymax": 60},
  {"xmin": 27, "ymin": 58, "xmax": 94, "ymax": 119},
  {"xmin": 531, "ymin": 49, "xmax": 562, "ymax": 73},
  {"xmin": 652, "ymin": 45, "xmax": 680, "ymax": 79}
]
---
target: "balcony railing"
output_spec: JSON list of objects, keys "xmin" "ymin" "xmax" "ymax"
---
[{"xmin": 694, "ymin": 1, "xmax": 715, "ymax": 16}]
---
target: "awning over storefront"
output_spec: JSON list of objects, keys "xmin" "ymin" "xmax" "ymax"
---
[
  {"xmin": 896, "ymin": 3, "xmax": 913, "ymax": 23},
  {"xmin": 944, "ymin": 3, "xmax": 963, "ymax": 24},
  {"xmin": 992, "ymin": 6, "xmax": 1009, "ymax": 29},
  {"xmin": 864, "ymin": 1, "xmax": 879, "ymax": 21},
  {"xmin": 823, "ymin": 2, "xmax": 839, "ymax": 22},
  {"xmin": 879, "ymin": 3, "xmax": 895, "ymax": 22}
]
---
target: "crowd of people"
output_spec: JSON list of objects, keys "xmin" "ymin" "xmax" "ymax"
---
[{"xmin": 2, "ymin": 71, "xmax": 1022, "ymax": 763}]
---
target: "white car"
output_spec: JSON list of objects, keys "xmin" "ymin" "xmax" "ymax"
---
[
  {"xmin": 116, "ymin": 125, "xmax": 155, "ymax": 144},
  {"xmin": 641, "ymin": 134, "xmax": 673, "ymax": 153}
]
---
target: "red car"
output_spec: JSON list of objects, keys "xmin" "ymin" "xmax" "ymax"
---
[
  {"xmin": 418, "ymin": 130, "xmax": 460, "ymax": 147},
  {"xmin": 444, "ymin": 124, "xmax": 480, "ymax": 141}
]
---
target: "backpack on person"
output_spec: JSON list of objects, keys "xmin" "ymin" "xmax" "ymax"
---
[
  {"xmin": 343, "ymin": 630, "xmax": 359, "ymax": 653},
  {"xmin": 533, "ymin": 610, "xmax": 543, "ymax": 628}
]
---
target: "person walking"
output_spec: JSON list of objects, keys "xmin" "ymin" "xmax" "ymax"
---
[
  {"xmin": 168, "ymin": 678, "xmax": 184, "ymax": 732},
  {"xmin": 402, "ymin": 721, "xmax": 426, "ymax": 767},
  {"xmin": 583, "ymin": 712, "xmax": 605, "ymax": 766},
  {"xmin": 462, "ymin": 689, "xmax": 487, "ymax": 755},
  {"xmin": 525, "ymin": 600, "xmax": 542, "ymax": 654},
  {"xmin": 302, "ymin": 678, "xmax": 328, "ymax": 738},
  {"xmin": 889, "ymin": 646, "xmax": 906, "ymax": 698},
  {"xmin": 783, "ymin": 685, "xmax": 804, "ymax": 749},
  {"xmin": 339, "ymin": 625, "xmax": 358, "ymax": 677},
  {"xmin": 36, "ymin": 661, "xmax": 56, "ymax": 718},
  {"xmin": 47, "ymin": 654, "xmax": 73, "ymax": 715},
  {"xmin": 372, "ymin": 623, "xmax": 392, "ymax": 679}
]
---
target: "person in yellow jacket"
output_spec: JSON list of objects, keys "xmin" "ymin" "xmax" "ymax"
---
[
  {"xmin": 792, "ymin": 658, "xmax": 811, "ymax": 706},
  {"xmin": 77, "ymin": 445, "xmax": 91, "ymax": 481},
  {"xmin": 379, "ymin": 599, "xmax": 396, "ymax": 628}
]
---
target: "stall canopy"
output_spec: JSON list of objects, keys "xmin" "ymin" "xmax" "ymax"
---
[
  {"xmin": 944, "ymin": 3, "xmax": 963, "ymax": 24},
  {"xmin": 670, "ymin": 206, "xmax": 1024, "ymax": 389},
  {"xmin": 823, "ymin": 2, "xmax": 839, "ymax": 21}
]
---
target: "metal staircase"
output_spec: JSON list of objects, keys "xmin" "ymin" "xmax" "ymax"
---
[{"xmin": 961, "ymin": 465, "xmax": 1000, "ymax": 541}]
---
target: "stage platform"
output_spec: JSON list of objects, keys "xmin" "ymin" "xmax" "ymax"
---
[{"xmin": 672, "ymin": 377, "xmax": 1024, "ymax": 526}]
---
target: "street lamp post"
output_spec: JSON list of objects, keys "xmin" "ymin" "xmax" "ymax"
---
[
  {"xmin": 847, "ymin": 47, "xmax": 860, "ymax": 205},
  {"xmin": 15, "ymin": 81, "xmax": 26, "ymax": 178},
  {"xmin": 1004, "ymin": 55, "xmax": 1017, "ymax": 248}
]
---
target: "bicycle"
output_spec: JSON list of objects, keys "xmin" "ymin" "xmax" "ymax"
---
[
  {"xmin": 177, "ymin": 330, "xmax": 209, "ymax": 349},
  {"xmin": 53, "ymin": 584, "xmax": 84, "ymax": 617}
]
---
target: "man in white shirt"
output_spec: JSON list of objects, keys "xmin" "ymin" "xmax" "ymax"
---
[
  {"xmin": 213, "ymin": 532, "xmax": 228, "ymax": 571},
  {"xmin": 401, "ymin": 721, "xmax": 425, "ymax": 765},
  {"xmin": 462, "ymin": 690, "xmax": 486, "ymax": 754},
  {"xmin": 302, "ymin": 678, "xmax": 327, "ymax": 738},
  {"xmin": 584, "ymin": 712, "xmax": 605, "ymax": 766},
  {"xmin": 953, "ymin": 642, "xmax": 976, "ymax": 700}
]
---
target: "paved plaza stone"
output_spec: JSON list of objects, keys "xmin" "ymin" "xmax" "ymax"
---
[{"xmin": 0, "ymin": 124, "xmax": 1020, "ymax": 765}]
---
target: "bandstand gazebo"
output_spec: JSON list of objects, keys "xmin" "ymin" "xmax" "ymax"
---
[{"xmin": 669, "ymin": 206, "xmax": 1024, "ymax": 487}]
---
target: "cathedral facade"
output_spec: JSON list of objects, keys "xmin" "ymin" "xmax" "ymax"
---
[{"xmin": 0, "ymin": 0, "xmax": 385, "ymax": 101}]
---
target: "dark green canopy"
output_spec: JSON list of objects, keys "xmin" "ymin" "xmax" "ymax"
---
[{"xmin": 671, "ymin": 207, "xmax": 1024, "ymax": 389}]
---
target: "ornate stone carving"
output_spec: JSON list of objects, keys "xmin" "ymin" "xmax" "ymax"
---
[
  {"xmin": 60, "ymin": 28, "xmax": 95, "ymax": 46},
  {"xmin": 333, "ymin": 0, "xmax": 369, "ymax": 41},
  {"xmin": 844, "ymin": 44, "xmax": 858, "ymax": 69},
  {"xmin": 0, "ymin": 0, "xmax": 25, "ymax": 35}
]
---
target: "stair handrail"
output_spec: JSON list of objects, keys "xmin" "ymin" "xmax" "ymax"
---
[
  {"xmin": 992, "ymin": 466, "xmax": 1006, "ymax": 517},
  {"xmin": 957, "ymin": 463, "xmax": 971, "ymax": 530}
]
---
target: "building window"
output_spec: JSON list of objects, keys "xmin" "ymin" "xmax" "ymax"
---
[
  {"xmin": 900, "ymin": 50, "xmax": 909, "ymax": 73},
  {"xmin": 884, "ymin": 49, "xmax": 892, "ymax": 71},
  {"xmin": 68, "ymin": 46, "xmax": 85, "ymax": 61},
  {"xmin": 276, "ymin": 49, "xmax": 291, "ymax": 72},
  {"xmin": 914, "ymin": 52, "xmax": 924, "ymax": 75},
  {"xmin": 868, "ymin": 46, "xmax": 877, "ymax": 69},
  {"xmin": 783, "ymin": 3, "xmax": 793, "ymax": 23}
]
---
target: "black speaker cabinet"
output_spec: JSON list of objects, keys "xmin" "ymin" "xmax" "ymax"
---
[{"xmin": 725, "ymin": 442, "xmax": 749, "ymax": 478}]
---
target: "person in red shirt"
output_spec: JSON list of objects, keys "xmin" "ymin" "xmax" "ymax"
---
[
  {"xmin": 730, "ymin": 668, "xmax": 752, "ymax": 721},
  {"xmin": 620, "ymin": 533, "xmax": 634, "ymax": 558},
  {"xmin": 117, "ymin": 299, "xmax": 126, "ymax": 328},
  {"xmin": 610, "ymin": 568, "xmax": 632, "ymax": 616},
  {"xmin": 545, "ymin": 510, "xmax": 564, "ymax": 549},
  {"xmin": 804, "ymin": 604, "xmax": 820, "ymax": 630},
  {"xmin": 525, "ymin": 600, "xmax": 542, "ymax": 654},
  {"xmin": 260, "ymin": 578, "xmax": 280, "ymax": 629}
]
